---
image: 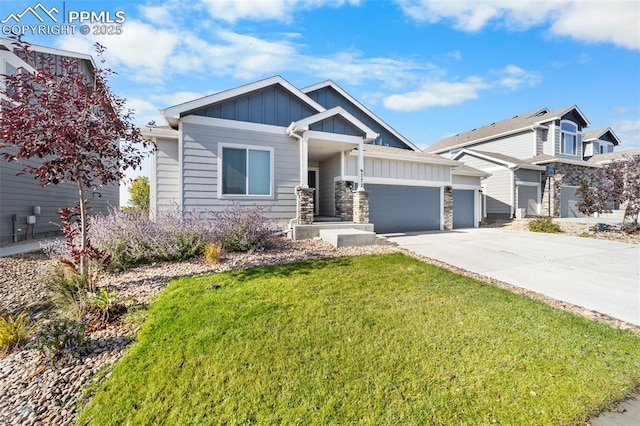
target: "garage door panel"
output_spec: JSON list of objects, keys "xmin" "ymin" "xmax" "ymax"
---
[
  {"xmin": 561, "ymin": 186, "xmax": 585, "ymax": 218},
  {"xmin": 517, "ymin": 186, "xmax": 538, "ymax": 217},
  {"xmin": 368, "ymin": 185, "xmax": 440, "ymax": 233},
  {"xmin": 453, "ymin": 189, "xmax": 475, "ymax": 228}
]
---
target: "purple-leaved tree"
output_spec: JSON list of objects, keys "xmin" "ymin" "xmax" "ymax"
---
[
  {"xmin": 0, "ymin": 37, "xmax": 153, "ymax": 278},
  {"xmin": 600, "ymin": 154, "xmax": 640, "ymax": 230}
]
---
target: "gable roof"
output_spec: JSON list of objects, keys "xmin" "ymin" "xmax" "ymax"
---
[
  {"xmin": 302, "ymin": 80, "xmax": 420, "ymax": 152},
  {"xmin": 527, "ymin": 154, "xmax": 600, "ymax": 168},
  {"xmin": 348, "ymin": 144, "xmax": 460, "ymax": 166},
  {"xmin": 0, "ymin": 37, "xmax": 96, "ymax": 68},
  {"xmin": 427, "ymin": 105, "xmax": 590, "ymax": 154},
  {"xmin": 582, "ymin": 127, "xmax": 621, "ymax": 145},
  {"xmin": 453, "ymin": 149, "xmax": 545, "ymax": 171},
  {"xmin": 588, "ymin": 148, "xmax": 640, "ymax": 164},
  {"xmin": 288, "ymin": 106, "xmax": 378, "ymax": 142},
  {"xmin": 162, "ymin": 75, "xmax": 325, "ymax": 127}
]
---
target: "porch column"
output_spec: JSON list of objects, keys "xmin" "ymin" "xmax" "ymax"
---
[
  {"xmin": 357, "ymin": 138, "xmax": 365, "ymax": 191},
  {"xmin": 300, "ymin": 134, "xmax": 309, "ymax": 188}
]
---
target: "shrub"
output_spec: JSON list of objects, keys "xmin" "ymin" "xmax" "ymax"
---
[
  {"xmin": 37, "ymin": 320, "xmax": 90, "ymax": 363},
  {"xmin": 86, "ymin": 288, "xmax": 133, "ymax": 328},
  {"xmin": 46, "ymin": 263, "xmax": 95, "ymax": 321},
  {"xmin": 0, "ymin": 311, "xmax": 30, "ymax": 355},
  {"xmin": 528, "ymin": 216, "xmax": 563, "ymax": 234},
  {"xmin": 88, "ymin": 206, "xmax": 214, "ymax": 269},
  {"xmin": 204, "ymin": 243, "xmax": 223, "ymax": 264},
  {"xmin": 211, "ymin": 204, "xmax": 281, "ymax": 252}
]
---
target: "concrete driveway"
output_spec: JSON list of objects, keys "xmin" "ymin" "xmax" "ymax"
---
[{"xmin": 385, "ymin": 228, "xmax": 640, "ymax": 326}]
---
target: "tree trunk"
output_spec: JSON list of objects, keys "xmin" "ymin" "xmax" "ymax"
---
[{"xmin": 78, "ymin": 181, "xmax": 88, "ymax": 280}]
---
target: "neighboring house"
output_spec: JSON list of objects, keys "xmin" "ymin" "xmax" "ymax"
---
[
  {"xmin": 427, "ymin": 106, "xmax": 622, "ymax": 218},
  {"xmin": 143, "ymin": 76, "xmax": 488, "ymax": 237},
  {"xmin": 588, "ymin": 148, "xmax": 639, "ymax": 165},
  {"xmin": 0, "ymin": 38, "xmax": 118, "ymax": 246}
]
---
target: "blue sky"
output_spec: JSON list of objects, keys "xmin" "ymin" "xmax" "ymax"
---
[{"xmin": 2, "ymin": 0, "xmax": 639, "ymax": 200}]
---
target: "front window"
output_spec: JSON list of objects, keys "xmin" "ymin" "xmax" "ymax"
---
[
  {"xmin": 221, "ymin": 145, "xmax": 272, "ymax": 196},
  {"xmin": 560, "ymin": 121, "xmax": 577, "ymax": 156}
]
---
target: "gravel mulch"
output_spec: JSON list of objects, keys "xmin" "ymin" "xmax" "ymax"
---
[{"xmin": 0, "ymin": 233, "xmax": 638, "ymax": 425}]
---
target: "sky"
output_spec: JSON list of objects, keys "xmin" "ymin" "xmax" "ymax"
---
[{"xmin": 2, "ymin": 0, "xmax": 639, "ymax": 203}]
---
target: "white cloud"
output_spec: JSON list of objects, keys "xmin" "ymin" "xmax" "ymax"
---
[
  {"xmin": 125, "ymin": 98, "xmax": 163, "ymax": 127},
  {"xmin": 56, "ymin": 20, "xmax": 180, "ymax": 81},
  {"xmin": 611, "ymin": 118, "xmax": 640, "ymax": 148},
  {"xmin": 396, "ymin": 0, "xmax": 640, "ymax": 50},
  {"xmin": 496, "ymin": 65, "xmax": 540, "ymax": 90},
  {"xmin": 384, "ymin": 77, "xmax": 490, "ymax": 110},
  {"xmin": 200, "ymin": 0, "xmax": 361, "ymax": 23},
  {"xmin": 383, "ymin": 64, "xmax": 540, "ymax": 111}
]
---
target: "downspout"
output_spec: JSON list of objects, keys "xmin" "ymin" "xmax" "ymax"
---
[{"xmin": 287, "ymin": 123, "xmax": 302, "ymax": 233}]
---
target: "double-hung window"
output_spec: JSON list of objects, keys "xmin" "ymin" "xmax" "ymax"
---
[
  {"xmin": 560, "ymin": 121, "xmax": 578, "ymax": 156},
  {"xmin": 220, "ymin": 144, "xmax": 273, "ymax": 197}
]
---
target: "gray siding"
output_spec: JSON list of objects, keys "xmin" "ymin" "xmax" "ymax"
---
[
  {"xmin": 181, "ymin": 122, "xmax": 298, "ymax": 225},
  {"xmin": 346, "ymin": 156, "xmax": 449, "ymax": 182},
  {"xmin": 0, "ymin": 151, "xmax": 118, "ymax": 245},
  {"xmin": 368, "ymin": 185, "xmax": 441, "ymax": 233},
  {"xmin": 306, "ymin": 86, "xmax": 412, "ymax": 150},
  {"xmin": 535, "ymin": 128, "xmax": 547, "ymax": 156},
  {"xmin": 514, "ymin": 169, "xmax": 540, "ymax": 184},
  {"xmin": 554, "ymin": 123, "xmax": 584, "ymax": 160},
  {"xmin": 319, "ymin": 154, "xmax": 341, "ymax": 216},
  {"xmin": 452, "ymin": 175, "xmax": 480, "ymax": 186},
  {"xmin": 309, "ymin": 116, "xmax": 364, "ymax": 137},
  {"xmin": 190, "ymin": 84, "xmax": 317, "ymax": 127},
  {"xmin": 152, "ymin": 139, "xmax": 180, "ymax": 213},
  {"xmin": 457, "ymin": 154, "xmax": 512, "ymax": 218},
  {"xmin": 467, "ymin": 130, "xmax": 535, "ymax": 158}
]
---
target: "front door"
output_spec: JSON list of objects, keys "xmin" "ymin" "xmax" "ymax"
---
[{"xmin": 308, "ymin": 169, "xmax": 319, "ymax": 215}]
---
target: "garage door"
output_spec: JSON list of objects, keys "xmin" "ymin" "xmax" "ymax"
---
[
  {"xmin": 453, "ymin": 189, "xmax": 475, "ymax": 228},
  {"xmin": 560, "ymin": 186, "xmax": 585, "ymax": 218},
  {"xmin": 368, "ymin": 184, "xmax": 440, "ymax": 233},
  {"xmin": 517, "ymin": 186, "xmax": 538, "ymax": 217}
]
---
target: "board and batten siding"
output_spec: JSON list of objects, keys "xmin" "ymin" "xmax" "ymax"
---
[
  {"xmin": 319, "ymin": 153, "xmax": 341, "ymax": 216},
  {"xmin": 468, "ymin": 131, "xmax": 535, "ymax": 159},
  {"xmin": 0, "ymin": 149, "xmax": 118, "ymax": 245},
  {"xmin": 151, "ymin": 138, "xmax": 180, "ymax": 215},
  {"xmin": 345, "ymin": 156, "xmax": 449, "ymax": 184},
  {"xmin": 180, "ymin": 122, "xmax": 299, "ymax": 225}
]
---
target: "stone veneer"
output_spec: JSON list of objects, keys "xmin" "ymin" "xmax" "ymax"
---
[
  {"xmin": 541, "ymin": 163, "xmax": 598, "ymax": 217},
  {"xmin": 443, "ymin": 188, "xmax": 453, "ymax": 230},
  {"xmin": 296, "ymin": 187, "xmax": 315, "ymax": 224},
  {"xmin": 335, "ymin": 180, "xmax": 354, "ymax": 221},
  {"xmin": 353, "ymin": 190, "xmax": 369, "ymax": 224}
]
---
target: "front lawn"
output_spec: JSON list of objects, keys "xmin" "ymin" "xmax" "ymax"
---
[{"xmin": 78, "ymin": 254, "xmax": 640, "ymax": 425}]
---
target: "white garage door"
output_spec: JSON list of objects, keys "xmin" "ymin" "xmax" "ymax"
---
[
  {"xmin": 517, "ymin": 186, "xmax": 538, "ymax": 217},
  {"xmin": 368, "ymin": 185, "xmax": 441, "ymax": 233}
]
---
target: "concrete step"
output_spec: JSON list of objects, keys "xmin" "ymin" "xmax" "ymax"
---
[{"xmin": 319, "ymin": 228, "xmax": 377, "ymax": 248}]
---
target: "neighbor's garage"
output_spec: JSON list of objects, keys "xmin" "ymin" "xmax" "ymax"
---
[
  {"xmin": 453, "ymin": 189, "xmax": 475, "ymax": 228},
  {"xmin": 367, "ymin": 184, "xmax": 441, "ymax": 233},
  {"xmin": 517, "ymin": 185, "xmax": 538, "ymax": 217},
  {"xmin": 560, "ymin": 186, "xmax": 584, "ymax": 218}
]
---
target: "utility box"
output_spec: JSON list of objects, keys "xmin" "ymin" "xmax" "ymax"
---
[{"xmin": 26, "ymin": 215, "xmax": 37, "ymax": 224}]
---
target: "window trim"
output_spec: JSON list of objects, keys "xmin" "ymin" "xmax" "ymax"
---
[
  {"xmin": 560, "ymin": 120, "xmax": 578, "ymax": 156},
  {"xmin": 217, "ymin": 143, "xmax": 274, "ymax": 199}
]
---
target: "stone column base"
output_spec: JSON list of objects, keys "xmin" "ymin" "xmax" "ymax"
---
[
  {"xmin": 296, "ymin": 187, "xmax": 315, "ymax": 224},
  {"xmin": 353, "ymin": 190, "xmax": 369, "ymax": 224}
]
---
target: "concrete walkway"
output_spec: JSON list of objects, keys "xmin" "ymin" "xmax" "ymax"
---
[{"xmin": 386, "ymin": 228, "xmax": 640, "ymax": 326}]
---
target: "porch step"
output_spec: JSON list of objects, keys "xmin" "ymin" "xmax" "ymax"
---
[
  {"xmin": 292, "ymin": 222, "xmax": 374, "ymax": 240},
  {"xmin": 319, "ymin": 228, "xmax": 377, "ymax": 248}
]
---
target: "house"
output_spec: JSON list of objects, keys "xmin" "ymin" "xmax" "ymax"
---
[
  {"xmin": 143, "ymin": 76, "xmax": 488, "ymax": 237},
  {"xmin": 0, "ymin": 38, "xmax": 119, "ymax": 246},
  {"xmin": 427, "ymin": 106, "xmax": 622, "ymax": 218}
]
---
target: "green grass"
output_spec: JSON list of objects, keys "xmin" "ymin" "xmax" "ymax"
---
[{"xmin": 78, "ymin": 254, "xmax": 640, "ymax": 425}]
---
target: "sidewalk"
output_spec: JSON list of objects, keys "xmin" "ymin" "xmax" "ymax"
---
[{"xmin": 0, "ymin": 238, "xmax": 60, "ymax": 257}]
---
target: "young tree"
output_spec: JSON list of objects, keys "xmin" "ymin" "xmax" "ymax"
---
[
  {"xmin": 592, "ymin": 154, "xmax": 640, "ymax": 232},
  {"xmin": 575, "ymin": 179, "xmax": 607, "ymax": 231},
  {"xmin": 0, "ymin": 38, "xmax": 153, "ymax": 277},
  {"xmin": 126, "ymin": 176, "xmax": 150, "ymax": 213}
]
